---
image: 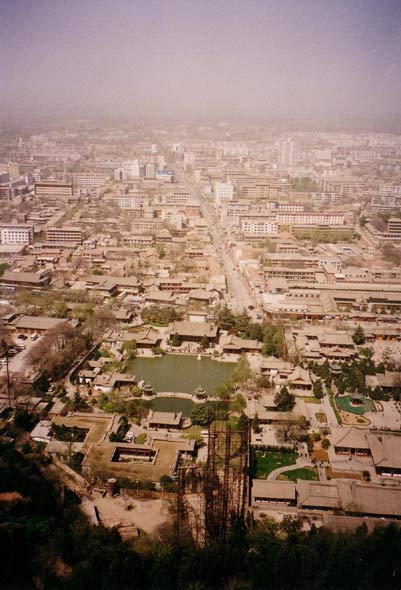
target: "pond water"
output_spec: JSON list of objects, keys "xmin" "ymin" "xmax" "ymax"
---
[
  {"xmin": 150, "ymin": 397, "xmax": 196, "ymax": 417},
  {"xmin": 126, "ymin": 354, "xmax": 236, "ymax": 395}
]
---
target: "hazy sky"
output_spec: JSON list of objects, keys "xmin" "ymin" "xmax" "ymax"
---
[{"xmin": 1, "ymin": 0, "xmax": 401, "ymax": 122}]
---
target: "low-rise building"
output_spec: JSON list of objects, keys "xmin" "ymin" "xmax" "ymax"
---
[
  {"xmin": 0, "ymin": 268, "xmax": 52, "ymax": 288},
  {"xmin": 170, "ymin": 320, "xmax": 219, "ymax": 343},
  {"xmin": 147, "ymin": 410, "xmax": 183, "ymax": 431}
]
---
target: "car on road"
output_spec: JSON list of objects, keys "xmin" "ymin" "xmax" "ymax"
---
[{"xmin": 17, "ymin": 334, "xmax": 28, "ymax": 341}]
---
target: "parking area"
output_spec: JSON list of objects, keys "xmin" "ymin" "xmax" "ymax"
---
[
  {"xmin": 0, "ymin": 334, "xmax": 42, "ymax": 375},
  {"xmin": 366, "ymin": 400, "xmax": 401, "ymax": 430}
]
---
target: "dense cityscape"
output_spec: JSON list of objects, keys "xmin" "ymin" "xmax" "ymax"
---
[{"xmin": 2, "ymin": 1, "xmax": 401, "ymax": 589}]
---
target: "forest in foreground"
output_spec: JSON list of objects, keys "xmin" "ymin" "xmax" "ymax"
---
[{"xmin": 1, "ymin": 442, "xmax": 401, "ymax": 590}]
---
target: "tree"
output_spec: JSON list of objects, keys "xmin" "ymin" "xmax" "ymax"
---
[
  {"xmin": 131, "ymin": 385, "xmax": 142, "ymax": 397},
  {"xmin": 238, "ymin": 412, "xmax": 249, "ymax": 432},
  {"xmin": 27, "ymin": 323, "xmax": 91, "ymax": 381},
  {"xmin": 275, "ymin": 422, "xmax": 304, "ymax": 443},
  {"xmin": 13, "ymin": 409, "xmax": 37, "ymax": 431},
  {"xmin": 232, "ymin": 356, "xmax": 252, "ymax": 384},
  {"xmin": 313, "ymin": 379, "xmax": 324, "ymax": 399},
  {"xmin": 215, "ymin": 305, "xmax": 236, "ymax": 331},
  {"xmin": 109, "ymin": 432, "xmax": 124, "ymax": 442},
  {"xmin": 51, "ymin": 300, "xmax": 69, "ymax": 318},
  {"xmin": 230, "ymin": 393, "xmax": 246, "ymax": 413},
  {"xmin": 352, "ymin": 325, "xmax": 366, "ymax": 345},
  {"xmin": 321, "ymin": 438, "xmax": 331, "ymax": 449},
  {"xmin": 359, "ymin": 347, "xmax": 373, "ymax": 360},
  {"xmin": 190, "ymin": 405, "xmax": 214, "ymax": 427},
  {"xmin": 160, "ymin": 474, "xmax": 176, "ymax": 492},
  {"xmin": 213, "ymin": 382, "xmax": 232, "ymax": 401},
  {"xmin": 382, "ymin": 243, "xmax": 401, "ymax": 265},
  {"xmin": 0, "ymin": 262, "xmax": 9, "ymax": 276},
  {"xmin": 274, "ymin": 386, "xmax": 295, "ymax": 411},
  {"xmin": 359, "ymin": 215, "xmax": 367, "ymax": 227},
  {"xmin": 370, "ymin": 385, "xmax": 385, "ymax": 400},
  {"xmin": 251, "ymin": 413, "xmax": 261, "ymax": 433},
  {"xmin": 84, "ymin": 307, "xmax": 114, "ymax": 339},
  {"xmin": 170, "ymin": 333, "xmax": 182, "ymax": 347},
  {"xmin": 156, "ymin": 242, "xmax": 166, "ymax": 259},
  {"xmin": 72, "ymin": 390, "xmax": 88, "ymax": 412},
  {"xmin": 123, "ymin": 339, "xmax": 137, "ymax": 358},
  {"xmin": 200, "ymin": 335, "xmax": 209, "ymax": 350}
]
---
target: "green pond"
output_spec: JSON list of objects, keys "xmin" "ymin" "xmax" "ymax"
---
[
  {"xmin": 335, "ymin": 395, "xmax": 375, "ymax": 415},
  {"xmin": 150, "ymin": 397, "xmax": 196, "ymax": 417},
  {"xmin": 126, "ymin": 354, "xmax": 236, "ymax": 395}
]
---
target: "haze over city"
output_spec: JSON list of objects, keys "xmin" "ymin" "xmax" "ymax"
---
[
  {"xmin": 2, "ymin": 2, "xmax": 401, "ymax": 589},
  {"xmin": 1, "ymin": 0, "xmax": 401, "ymax": 123}
]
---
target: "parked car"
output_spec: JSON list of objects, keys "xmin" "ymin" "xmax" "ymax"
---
[{"xmin": 17, "ymin": 334, "xmax": 28, "ymax": 341}]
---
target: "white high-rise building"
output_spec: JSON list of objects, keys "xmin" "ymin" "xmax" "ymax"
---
[
  {"xmin": 145, "ymin": 163, "xmax": 155, "ymax": 178},
  {"xmin": 121, "ymin": 160, "xmax": 142, "ymax": 178},
  {"xmin": 183, "ymin": 152, "xmax": 195, "ymax": 169},
  {"xmin": 114, "ymin": 167, "xmax": 129, "ymax": 182},
  {"xmin": 277, "ymin": 138, "xmax": 295, "ymax": 167},
  {"xmin": 214, "ymin": 181, "xmax": 233, "ymax": 204}
]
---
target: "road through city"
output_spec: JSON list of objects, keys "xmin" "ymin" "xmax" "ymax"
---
[{"xmin": 188, "ymin": 182, "xmax": 257, "ymax": 314}]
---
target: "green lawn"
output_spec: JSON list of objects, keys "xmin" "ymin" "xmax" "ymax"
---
[
  {"xmin": 335, "ymin": 395, "xmax": 375, "ymax": 415},
  {"xmin": 255, "ymin": 450, "xmax": 297, "ymax": 478},
  {"xmin": 329, "ymin": 395, "xmax": 341, "ymax": 424},
  {"xmin": 279, "ymin": 467, "xmax": 319, "ymax": 482},
  {"xmin": 134, "ymin": 433, "xmax": 147, "ymax": 444},
  {"xmin": 182, "ymin": 425, "xmax": 203, "ymax": 442}
]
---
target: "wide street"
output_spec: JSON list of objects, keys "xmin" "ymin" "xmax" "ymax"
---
[{"xmin": 187, "ymin": 181, "xmax": 257, "ymax": 314}]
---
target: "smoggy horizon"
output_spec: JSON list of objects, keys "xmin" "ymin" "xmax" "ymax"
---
[{"xmin": 1, "ymin": 0, "xmax": 401, "ymax": 124}]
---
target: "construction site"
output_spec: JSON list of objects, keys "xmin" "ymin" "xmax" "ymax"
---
[{"xmin": 177, "ymin": 421, "xmax": 250, "ymax": 545}]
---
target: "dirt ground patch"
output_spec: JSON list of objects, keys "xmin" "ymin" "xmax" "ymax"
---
[
  {"xmin": 311, "ymin": 448, "xmax": 329, "ymax": 462},
  {"xmin": 92, "ymin": 494, "xmax": 172, "ymax": 535},
  {"xmin": 326, "ymin": 466, "xmax": 363, "ymax": 480}
]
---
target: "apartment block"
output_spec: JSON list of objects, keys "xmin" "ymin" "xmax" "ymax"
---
[
  {"xmin": 35, "ymin": 181, "xmax": 73, "ymax": 199},
  {"xmin": 73, "ymin": 173, "xmax": 110, "ymax": 188},
  {"xmin": 46, "ymin": 226, "xmax": 83, "ymax": 245},
  {"xmin": 241, "ymin": 218, "xmax": 279, "ymax": 236},
  {"xmin": 275, "ymin": 213, "xmax": 344, "ymax": 226},
  {"xmin": 387, "ymin": 218, "xmax": 401, "ymax": 234},
  {"xmin": 214, "ymin": 181, "xmax": 234, "ymax": 202},
  {"xmin": 0, "ymin": 224, "xmax": 34, "ymax": 245},
  {"xmin": 121, "ymin": 234, "xmax": 154, "ymax": 247},
  {"xmin": 114, "ymin": 194, "xmax": 143, "ymax": 210},
  {"xmin": 165, "ymin": 190, "xmax": 190, "ymax": 205}
]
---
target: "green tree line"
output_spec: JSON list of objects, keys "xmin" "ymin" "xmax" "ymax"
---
[{"xmin": 2, "ymin": 442, "xmax": 401, "ymax": 590}]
